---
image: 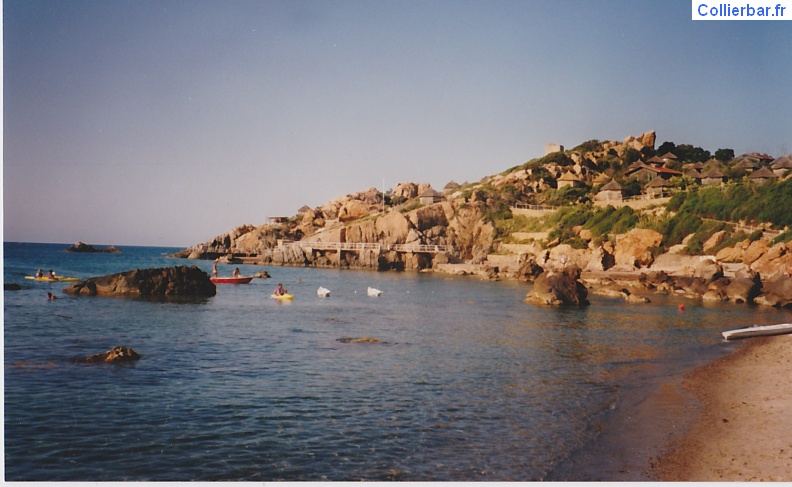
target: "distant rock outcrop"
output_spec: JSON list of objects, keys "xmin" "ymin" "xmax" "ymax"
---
[
  {"xmin": 66, "ymin": 241, "xmax": 121, "ymax": 253},
  {"xmin": 63, "ymin": 266, "xmax": 216, "ymax": 297}
]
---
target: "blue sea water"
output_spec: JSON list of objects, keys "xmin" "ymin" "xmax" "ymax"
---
[{"xmin": 4, "ymin": 241, "xmax": 789, "ymax": 481}]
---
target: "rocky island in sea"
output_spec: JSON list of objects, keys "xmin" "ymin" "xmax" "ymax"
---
[
  {"xmin": 172, "ymin": 131, "xmax": 792, "ymax": 308},
  {"xmin": 65, "ymin": 241, "xmax": 121, "ymax": 253}
]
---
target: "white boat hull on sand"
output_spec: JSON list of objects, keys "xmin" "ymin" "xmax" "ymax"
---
[{"xmin": 722, "ymin": 323, "xmax": 792, "ymax": 340}]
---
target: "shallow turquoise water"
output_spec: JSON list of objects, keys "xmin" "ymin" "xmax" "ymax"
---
[{"xmin": 4, "ymin": 242, "xmax": 788, "ymax": 480}]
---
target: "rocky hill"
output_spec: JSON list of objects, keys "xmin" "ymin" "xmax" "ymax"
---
[{"xmin": 172, "ymin": 131, "xmax": 792, "ymax": 307}]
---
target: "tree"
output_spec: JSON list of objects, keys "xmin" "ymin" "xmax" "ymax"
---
[
  {"xmin": 714, "ymin": 148, "xmax": 735, "ymax": 162},
  {"xmin": 675, "ymin": 144, "xmax": 711, "ymax": 163},
  {"xmin": 657, "ymin": 141, "xmax": 676, "ymax": 155},
  {"xmin": 623, "ymin": 147, "xmax": 642, "ymax": 164}
]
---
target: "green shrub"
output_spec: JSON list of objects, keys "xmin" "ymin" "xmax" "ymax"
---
[
  {"xmin": 772, "ymin": 230, "xmax": 792, "ymax": 245},
  {"xmin": 660, "ymin": 212, "xmax": 703, "ymax": 247}
]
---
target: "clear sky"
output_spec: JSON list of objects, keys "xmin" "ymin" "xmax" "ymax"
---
[{"xmin": 3, "ymin": 0, "xmax": 791, "ymax": 247}]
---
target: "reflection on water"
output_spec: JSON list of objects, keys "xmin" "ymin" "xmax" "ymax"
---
[{"xmin": 4, "ymin": 243, "xmax": 789, "ymax": 480}]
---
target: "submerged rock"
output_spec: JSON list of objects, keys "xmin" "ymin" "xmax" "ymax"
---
[
  {"xmin": 72, "ymin": 346, "xmax": 141, "ymax": 364},
  {"xmin": 63, "ymin": 266, "xmax": 216, "ymax": 298},
  {"xmin": 337, "ymin": 337, "xmax": 382, "ymax": 344}
]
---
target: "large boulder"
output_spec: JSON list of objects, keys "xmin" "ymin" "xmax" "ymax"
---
[
  {"xmin": 338, "ymin": 199, "xmax": 372, "ymax": 222},
  {"xmin": 694, "ymin": 258, "xmax": 724, "ymax": 283},
  {"xmin": 703, "ymin": 275, "xmax": 762, "ymax": 303},
  {"xmin": 63, "ymin": 266, "xmax": 216, "ymax": 297},
  {"xmin": 613, "ymin": 229, "xmax": 663, "ymax": 269},
  {"xmin": 754, "ymin": 273, "xmax": 792, "ymax": 308},
  {"xmin": 375, "ymin": 211, "xmax": 411, "ymax": 244},
  {"xmin": 525, "ymin": 267, "xmax": 589, "ymax": 306}
]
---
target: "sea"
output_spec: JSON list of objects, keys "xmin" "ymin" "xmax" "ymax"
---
[{"xmin": 4, "ymin": 241, "xmax": 790, "ymax": 481}]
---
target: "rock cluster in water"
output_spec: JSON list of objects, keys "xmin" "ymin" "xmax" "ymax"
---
[{"xmin": 65, "ymin": 241, "xmax": 121, "ymax": 253}]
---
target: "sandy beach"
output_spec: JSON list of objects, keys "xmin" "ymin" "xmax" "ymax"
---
[{"xmin": 654, "ymin": 334, "xmax": 792, "ymax": 481}]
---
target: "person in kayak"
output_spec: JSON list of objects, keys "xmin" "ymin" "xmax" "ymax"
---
[
  {"xmin": 47, "ymin": 270, "xmax": 57, "ymax": 279},
  {"xmin": 233, "ymin": 268, "xmax": 241, "ymax": 278},
  {"xmin": 35, "ymin": 269, "xmax": 44, "ymax": 278},
  {"xmin": 274, "ymin": 283, "xmax": 288, "ymax": 296},
  {"xmin": 212, "ymin": 258, "xmax": 219, "ymax": 277}
]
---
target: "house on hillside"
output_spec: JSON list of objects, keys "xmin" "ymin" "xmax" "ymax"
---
[
  {"xmin": 701, "ymin": 168, "xmax": 727, "ymax": 185},
  {"xmin": 732, "ymin": 157, "xmax": 760, "ymax": 173},
  {"xmin": 625, "ymin": 163, "xmax": 683, "ymax": 183},
  {"xmin": 297, "ymin": 205, "xmax": 312, "ymax": 215},
  {"xmin": 748, "ymin": 167, "xmax": 778, "ymax": 186},
  {"xmin": 595, "ymin": 179, "xmax": 624, "ymax": 202},
  {"xmin": 418, "ymin": 188, "xmax": 444, "ymax": 205},
  {"xmin": 443, "ymin": 180, "xmax": 461, "ymax": 193},
  {"xmin": 771, "ymin": 155, "xmax": 792, "ymax": 177},
  {"xmin": 645, "ymin": 177, "xmax": 672, "ymax": 198},
  {"xmin": 684, "ymin": 168, "xmax": 703, "ymax": 184},
  {"xmin": 592, "ymin": 173, "xmax": 611, "ymax": 186},
  {"xmin": 747, "ymin": 152, "xmax": 775, "ymax": 164},
  {"xmin": 557, "ymin": 171, "xmax": 583, "ymax": 189}
]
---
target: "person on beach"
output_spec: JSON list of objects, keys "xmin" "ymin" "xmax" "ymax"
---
[
  {"xmin": 233, "ymin": 268, "xmax": 241, "ymax": 278},
  {"xmin": 212, "ymin": 258, "xmax": 219, "ymax": 277},
  {"xmin": 274, "ymin": 283, "xmax": 287, "ymax": 296}
]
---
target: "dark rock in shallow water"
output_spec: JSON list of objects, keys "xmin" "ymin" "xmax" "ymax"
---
[
  {"xmin": 63, "ymin": 266, "xmax": 216, "ymax": 297},
  {"xmin": 754, "ymin": 273, "xmax": 792, "ymax": 308},
  {"xmin": 4, "ymin": 283, "xmax": 23, "ymax": 291},
  {"xmin": 525, "ymin": 266, "xmax": 589, "ymax": 306},
  {"xmin": 72, "ymin": 346, "xmax": 141, "ymax": 364}
]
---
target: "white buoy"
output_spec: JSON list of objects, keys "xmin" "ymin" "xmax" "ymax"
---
[
  {"xmin": 367, "ymin": 287, "xmax": 382, "ymax": 297},
  {"xmin": 317, "ymin": 286, "xmax": 331, "ymax": 297}
]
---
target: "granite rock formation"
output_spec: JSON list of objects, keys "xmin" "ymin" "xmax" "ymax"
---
[{"xmin": 63, "ymin": 266, "xmax": 216, "ymax": 297}]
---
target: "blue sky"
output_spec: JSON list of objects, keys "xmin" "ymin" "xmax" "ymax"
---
[{"xmin": 4, "ymin": 0, "xmax": 791, "ymax": 247}]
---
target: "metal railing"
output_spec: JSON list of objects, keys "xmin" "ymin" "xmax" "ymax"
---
[
  {"xmin": 390, "ymin": 244, "xmax": 448, "ymax": 253},
  {"xmin": 512, "ymin": 203, "xmax": 558, "ymax": 211},
  {"xmin": 279, "ymin": 239, "xmax": 448, "ymax": 253}
]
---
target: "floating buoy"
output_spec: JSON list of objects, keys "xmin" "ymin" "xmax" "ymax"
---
[{"xmin": 678, "ymin": 304, "xmax": 685, "ymax": 311}]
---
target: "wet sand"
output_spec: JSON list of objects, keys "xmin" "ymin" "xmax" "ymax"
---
[{"xmin": 653, "ymin": 334, "xmax": 792, "ymax": 481}]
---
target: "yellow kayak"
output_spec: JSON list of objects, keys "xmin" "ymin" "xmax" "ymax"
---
[
  {"xmin": 25, "ymin": 276, "xmax": 80, "ymax": 282},
  {"xmin": 270, "ymin": 293, "xmax": 294, "ymax": 301}
]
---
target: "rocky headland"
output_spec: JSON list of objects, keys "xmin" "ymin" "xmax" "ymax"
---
[{"xmin": 172, "ymin": 131, "xmax": 792, "ymax": 308}]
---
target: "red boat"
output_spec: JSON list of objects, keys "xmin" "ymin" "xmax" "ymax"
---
[{"xmin": 210, "ymin": 276, "xmax": 254, "ymax": 284}]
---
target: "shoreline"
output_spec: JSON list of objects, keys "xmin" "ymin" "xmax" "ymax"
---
[{"xmin": 651, "ymin": 334, "xmax": 792, "ymax": 481}]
